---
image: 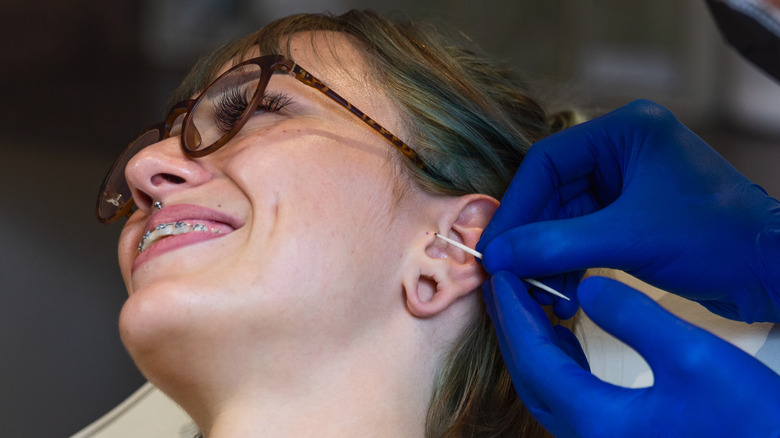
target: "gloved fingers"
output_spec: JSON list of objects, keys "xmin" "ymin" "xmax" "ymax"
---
[
  {"xmin": 487, "ymin": 272, "xmax": 657, "ymax": 438},
  {"xmin": 482, "ymin": 100, "xmax": 693, "ymax": 254},
  {"xmin": 479, "ymin": 125, "xmax": 616, "ymax": 251},
  {"xmin": 486, "ymin": 272, "xmax": 606, "ymax": 415},
  {"xmin": 576, "ymin": 276, "xmax": 730, "ymax": 381},
  {"xmin": 528, "ymin": 287, "xmax": 555, "ymax": 306},
  {"xmin": 526, "ymin": 272, "xmax": 583, "ymax": 320},
  {"xmin": 757, "ymin": 224, "xmax": 780, "ymax": 321},
  {"xmin": 556, "ymin": 185, "xmax": 606, "ymax": 219},
  {"xmin": 578, "ymin": 274, "xmax": 780, "ymax": 437},
  {"xmin": 553, "ymin": 324, "xmax": 590, "ymax": 371},
  {"xmin": 486, "ymin": 312, "xmax": 565, "ymax": 434},
  {"xmin": 482, "ymin": 277, "xmax": 519, "ymax": 373},
  {"xmin": 553, "ymin": 176, "xmax": 594, "ymax": 205},
  {"xmin": 480, "ymin": 177, "xmax": 604, "ymax": 261},
  {"xmin": 533, "ymin": 176, "xmax": 604, "ymax": 219},
  {"xmin": 483, "ymin": 272, "xmax": 563, "ymax": 419},
  {"xmin": 481, "ymin": 207, "xmax": 638, "ymax": 279},
  {"xmin": 483, "ymin": 271, "xmax": 559, "ymax": 356}
]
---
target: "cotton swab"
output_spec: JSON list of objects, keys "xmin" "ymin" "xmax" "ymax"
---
[
  {"xmin": 433, "ymin": 232, "xmax": 483, "ymax": 259},
  {"xmin": 433, "ymin": 232, "xmax": 570, "ymax": 301}
]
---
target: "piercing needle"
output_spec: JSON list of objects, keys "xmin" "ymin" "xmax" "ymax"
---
[{"xmin": 433, "ymin": 233, "xmax": 569, "ymax": 301}]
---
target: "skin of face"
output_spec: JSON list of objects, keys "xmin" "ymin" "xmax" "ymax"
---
[{"xmin": 116, "ymin": 31, "xmax": 495, "ymax": 436}]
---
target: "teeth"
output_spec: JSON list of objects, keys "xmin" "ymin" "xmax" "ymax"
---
[{"xmin": 138, "ymin": 222, "xmax": 222, "ymax": 252}]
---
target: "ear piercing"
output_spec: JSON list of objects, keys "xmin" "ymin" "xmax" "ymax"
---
[{"xmin": 153, "ymin": 201, "xmax": 163, "ymax": 210}]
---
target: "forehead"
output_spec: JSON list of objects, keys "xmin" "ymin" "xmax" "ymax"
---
[
  {"xmin": 292, "ymin": 32, "xmax": 400, "ymax": 128},
  {"xmin": 217, "ymin": 31, "xmax": 402, "ymax": 135},
  {"xmin": 286, "ymin": 31, "xmax": 372, "ymax": 85}
]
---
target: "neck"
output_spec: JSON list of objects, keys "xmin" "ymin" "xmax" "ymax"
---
[
  {"xmin": 149, "ymin": 322, "xmax": 439, "ymax": 438},
  {"xmin": 205, "ymin": 370, "xmax": 428, "ymax": 437}
]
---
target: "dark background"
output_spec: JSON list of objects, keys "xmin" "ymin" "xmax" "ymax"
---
[{"xmin": 1, "ymin": 0, "xmax": 778, "ymax": 436}]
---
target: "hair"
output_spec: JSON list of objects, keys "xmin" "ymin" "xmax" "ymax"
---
[{"xmin": 170, "ymin": 10, "xmax": 582, "ymax": 438}]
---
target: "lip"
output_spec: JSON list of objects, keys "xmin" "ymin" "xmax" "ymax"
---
[{"xmin": 131, "ymin": 203, "xmax": 243, "ymax": 273}]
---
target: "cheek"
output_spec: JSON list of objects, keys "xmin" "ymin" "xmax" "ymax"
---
[
  {"xmin": 226, "ymin": 124, "xmax": 399, "ymax": 230},
  {"xmin": 118, "ymin": 213, "xmax": 147, "ymax": 293},
  {"xmin": 223, "ymin": 127, "xmax": 405, "ymax": 302}
]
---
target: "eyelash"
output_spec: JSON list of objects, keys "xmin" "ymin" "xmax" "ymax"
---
[{"xmin": 213, "ymin": 87, "xmax": 293, "ymax": 133}]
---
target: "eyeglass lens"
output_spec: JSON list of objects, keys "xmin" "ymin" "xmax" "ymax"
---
[
  {"xmin": 183, "ymin": 63, "xmax": 263, "ymax": 153},
  {"xmin": 97, "ymin": 128, "xmax": 162, "ymax": 222},
  {"xmin": 97, "ymin": 62, "xmax": 268, "ymax": 222}
]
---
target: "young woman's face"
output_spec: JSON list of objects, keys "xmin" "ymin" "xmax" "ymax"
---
[{"xmin": 117, "ymin": 32, "xmax": 433, "ymax": 379}]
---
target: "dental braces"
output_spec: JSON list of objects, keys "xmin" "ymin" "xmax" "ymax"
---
[{"xmin": 138, "ymin": 221, "xmax": 222, "ymax": 252}]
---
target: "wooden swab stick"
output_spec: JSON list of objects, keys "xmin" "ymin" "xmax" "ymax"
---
[{"xmin": 433, "ymin": 232, "xmax": 570, "ymax": 301}]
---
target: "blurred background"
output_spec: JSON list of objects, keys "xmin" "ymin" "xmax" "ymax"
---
[{"xmin": 1, "ymin": 0, "xmax": 778, "ymax": 436}]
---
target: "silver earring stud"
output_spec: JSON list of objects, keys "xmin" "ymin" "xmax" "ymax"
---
[{"xmin": 153, "ymin": 201, "xmax": 163, "ymax": 210}]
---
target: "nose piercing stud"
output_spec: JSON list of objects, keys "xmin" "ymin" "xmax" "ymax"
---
[{"xmin": 153, "ymin": 201, "xmax": 163, "ymax": 210}]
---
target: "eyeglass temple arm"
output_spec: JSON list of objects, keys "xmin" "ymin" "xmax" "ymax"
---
[{"xmin": 288, "ymin": 64, "xmax": 426, "ymax": 170}]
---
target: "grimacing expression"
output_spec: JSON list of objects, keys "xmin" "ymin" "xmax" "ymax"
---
[{"xmin": 115, "ymin": 32, "xmax": 439, "ymax": 376}]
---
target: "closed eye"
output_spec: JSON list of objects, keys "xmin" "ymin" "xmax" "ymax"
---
[{"xmin": 214, "ymin": 89, "xmax": 294, "ymax": 133}]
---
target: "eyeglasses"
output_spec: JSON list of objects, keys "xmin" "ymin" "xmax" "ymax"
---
[{"xmin": 96, "ymin": 54, "xmax": 434, "ymax": 224}]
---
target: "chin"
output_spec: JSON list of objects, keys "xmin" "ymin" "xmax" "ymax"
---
[{"xmin": 119, "ymin": 280, "xmax": 196, "ymax": 362}]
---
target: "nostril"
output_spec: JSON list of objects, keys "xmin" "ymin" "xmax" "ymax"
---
[
  {"xmin": 151, "ymin": 173, "xmax": 187, "ymax": 185},
  {"xmin": 135, "ymin": 191, "xmax": 153, "ymax": 210}
]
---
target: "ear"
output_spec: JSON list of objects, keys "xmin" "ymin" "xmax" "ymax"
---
[{"xmin": 403, "ymin": 194, "xmax": 499, "ymax": 318}]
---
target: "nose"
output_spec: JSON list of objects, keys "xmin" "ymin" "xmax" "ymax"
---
[{"xmin": 125, "ymin": 136, "xmax": 213, "ymax": 213}]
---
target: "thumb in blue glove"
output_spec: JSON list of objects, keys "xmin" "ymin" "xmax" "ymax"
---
[
  {"xmin": 484, "ymin": 271, "xmax": 780, "ymax": 437},
  {"xmin": 479, "ymin": 100, "xmax": 780, "ymax": 323}
]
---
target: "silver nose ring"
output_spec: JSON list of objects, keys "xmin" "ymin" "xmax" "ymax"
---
[{"xmin": 153, "ymin": 201, "xmax": 163, "ymax": 210}]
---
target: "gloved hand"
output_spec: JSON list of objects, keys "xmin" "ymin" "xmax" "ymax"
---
[
  {"xmin": 478, "ymin": 99, "xmax": 780, "ymax": 322},
  {"xmin": 484, "ymin": 272, "xmax": 780, "ymax": 438}
]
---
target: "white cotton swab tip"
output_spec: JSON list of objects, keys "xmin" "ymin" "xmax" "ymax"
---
[{"xmin": 432, "ymin": 232, "xmax": 569, "ymax": 301}]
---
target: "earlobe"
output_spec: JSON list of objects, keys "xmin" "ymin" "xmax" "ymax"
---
[
  {"xmin": 404, "ymin": 260, "xmax": 489, "ymax": 317},
  {"xmin": 403, "ymin": 195, "xmax": 499, "ymax": 318}
]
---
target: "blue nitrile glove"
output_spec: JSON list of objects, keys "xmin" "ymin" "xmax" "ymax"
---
[
  {"xmin": 478, "ymin": 99, "xmax": 780, "ymax": 323},
  {"xmin": 484, "ymin": 272, "xmax": 780, "ymax": 438}
]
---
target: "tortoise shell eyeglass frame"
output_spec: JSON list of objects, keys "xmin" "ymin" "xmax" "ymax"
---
[{"xmin": 96, "ymin": 54, "xmax": 442, "ymax": 224}]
